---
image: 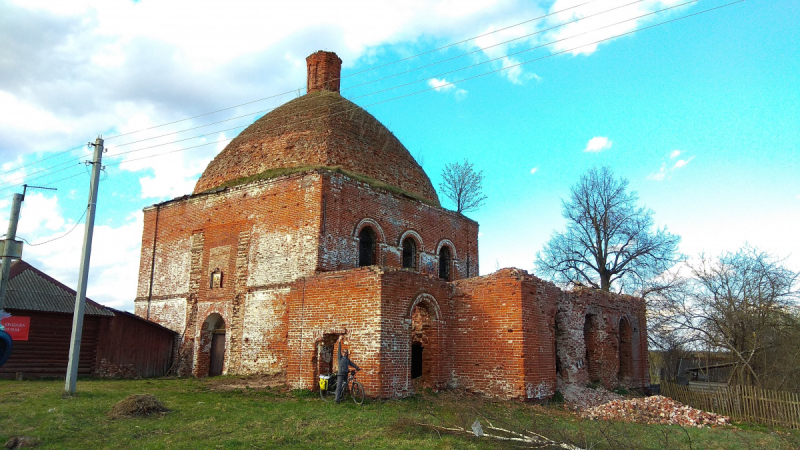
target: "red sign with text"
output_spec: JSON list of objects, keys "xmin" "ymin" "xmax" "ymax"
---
[{"xmin": 1, "ymin": 316, "xmax": 30, "ymax": 341}]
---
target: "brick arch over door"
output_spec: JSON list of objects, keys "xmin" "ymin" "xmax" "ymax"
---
[
  {"xmin": 407, "ymin": 293, "xmax": 444, "ymax": 391},
  {"xmin": 196, "ymin": 312, "xmax": 227, "ymax": 377}
]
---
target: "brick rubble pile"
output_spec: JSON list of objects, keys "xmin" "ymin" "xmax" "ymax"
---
[
  {"xmin": 582, "ymin": 395, "xmax": 730, "ymax": 427},
  {"xmin": 559, "ymin": 382, "xmax": 624, "ymax": 410}
]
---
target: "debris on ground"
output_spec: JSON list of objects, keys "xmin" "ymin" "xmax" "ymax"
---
[
  {"xmin": 558, "ymin": 381, "xmax": 624, "ymax": 410},
  {"xmin": 108, "ymin": 394, "xmax": 169, "ymax": 419},
  {"xmin": 582, "ymin": 395, "xmax": 730, "ymax": 428},
  {"xmin": 4, "ymin": 436, "xmax": 40, "ymax": 449}
]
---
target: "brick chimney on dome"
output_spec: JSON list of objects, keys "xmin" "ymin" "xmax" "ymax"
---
[{"xmin": 306, "ymin": 51, "xmax": 342, "ymax": 93}]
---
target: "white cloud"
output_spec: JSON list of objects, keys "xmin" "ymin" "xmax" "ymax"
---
[
  {"xmin": 5, "ymin": 193, "xmax": 143, "ymax": 310},
  {"xmin": 673, "ymin": 157, "xmax": 694, "ymax": 169},
  {"xmin": 647, "ymin": 163, "xmax": 667, "ymax": 181},
  {"xmin": 583, "ymin": 136, "xmax": 612, "ymax": 153},
  {"xmin": 648, "ymin": 152, "xmax": 694, "ymax": 181},
  {"xmin": 543, "ymin": 0, "xmax": 694, "ymax": 56},
  {"xmin": 530, "ymin": 167, "xmax": 538, "ymax": 174},
  {"xmin": 428, "ymin": 78, "xmax": 456, "ymax": 92}
]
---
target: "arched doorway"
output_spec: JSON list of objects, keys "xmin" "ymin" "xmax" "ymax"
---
[
  {"xmin": 402, "ymin": 237, "xmax": 417, "ymax": 270},
  {"xmin": 359, "ymin": 227, "xmax": 376, "ymax": 266},
  {"xmin": 618, "ymin": 317, "xmax": 633, "ymax": 381},
  {"xmin": 438, "ymin": 246, "xmax": 451, "ymax": 280},
  {"xmin": 409, "ymin": 296, "xmax": 441, "ymax": 390},
  {"xmin": 584, "ymin": 314, "xmax": 601, "ymax": 382},
  {"xmin": 205, "ymin": 314, "xmax": 226, "ymax": 377}
]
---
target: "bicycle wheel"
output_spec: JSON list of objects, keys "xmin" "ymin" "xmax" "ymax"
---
[{"xmin": 350, "ymin": 380, "xmax": 365, "ymax": 405}]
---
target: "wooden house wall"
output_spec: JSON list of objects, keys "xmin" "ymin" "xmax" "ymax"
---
[
  {"xmin": 96, "ymin": 312, "xmax": 175, "ymax": 378},
  {"xmin": 0, "ymin": 310, "xmax": 102, "ymax": 379}
]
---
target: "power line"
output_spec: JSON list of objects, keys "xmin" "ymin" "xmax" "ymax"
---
[
  {"xmin": 18, "ymin": 206, "xmax": 88, "ymax": 247},
  {"xmin": 97, "ymin": 0, "xmax": 742, "ymax": 172},
  {"xmin": 0, "ymin": 162, "xmax": 85, "ymax": 192},
  {"xmin": 0, "ymin": 0, "xmax": 672, "ymax": 185},
  {"xmin": 102, "ymin": 0, "xmax": 701, "ymax": 162},
  {"xmin": 0, "ymin": 144, "xmax": 89, "ymax": 178},
  {"xmin": 0, "ymin": 155, "xmax": 88, "ymax": 191},
  {"xmin": 0, "ymin": 0, "xmax": 741, "ymax": 194},
  {"xmin": 99, "ymin": 0, "xmax": 603, "ymax": 143},
  {"xmin": 106, "ymin": 0, "xmax": 646, "ymax": 153}
]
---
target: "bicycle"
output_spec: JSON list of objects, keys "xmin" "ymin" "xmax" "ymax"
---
[{"xmin": 319, "ymin": 369, "xmax": 365, "ymax": 405}]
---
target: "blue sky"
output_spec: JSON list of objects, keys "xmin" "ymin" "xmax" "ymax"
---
[{"xmin": 0, "ymin": 0, "xmax": 797, "ymax": 310}]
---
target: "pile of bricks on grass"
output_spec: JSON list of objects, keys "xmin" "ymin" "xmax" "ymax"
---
[
  {"xmin": 559, "ymin": 382, "xmax": 624, "ymax": 410},
  {"xmin": 582, "ymin": 395, "xmax": 730, "ymax": 428}
]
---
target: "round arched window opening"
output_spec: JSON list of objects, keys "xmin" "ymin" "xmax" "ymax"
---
[
  {"xmin": 438, "ymin": 246, "xmax": 451, "ymax": 280},
  {"xmin": 358, "ymin": 227, "xmax": 377, "ymax": 267},
  {"xmin": 402, "ymin": 237, "xmax": 417, "ymax": 270}
]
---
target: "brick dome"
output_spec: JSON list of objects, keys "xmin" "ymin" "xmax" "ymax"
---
[{"xmin": 193, "ymin": 51, "xmax": 440, "ymax": 206}]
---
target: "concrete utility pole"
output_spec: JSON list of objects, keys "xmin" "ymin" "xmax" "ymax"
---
[
  {"xmin": 65, "ymin": 136, "xmax": 104, "ymax": 395},
  {"xmin": 0, "ymin": 193, "xmax": 23, "ymax": 314}
]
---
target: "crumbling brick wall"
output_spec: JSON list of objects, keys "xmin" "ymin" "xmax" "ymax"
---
[{"xmin": 555, "ymin": 288, "xmax": 649, "ymax": 389}]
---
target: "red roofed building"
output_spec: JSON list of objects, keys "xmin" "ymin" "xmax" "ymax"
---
[{"xmin": 1, "ymin": 260, "xmax": 176, "ymax": 379}]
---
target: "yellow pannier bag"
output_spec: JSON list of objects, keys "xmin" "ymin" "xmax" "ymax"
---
[{"xmin": 319, "ymin": 374, "xmax": 330, "ymax": 390}]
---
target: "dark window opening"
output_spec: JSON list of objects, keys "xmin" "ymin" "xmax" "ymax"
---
[
  {"xmin": 402, "ymin": 237, "xmax": 417, "ymax": 269},
  {"xmin": 358, "ymin": 227, "xmax": 376, "ymax": 267},
  {"xmin": 438, "ymin": 246, "xmax": 451, "ymax": 280},
  {"xmin": 411, "ymin": 343, "xmax": 423, "ymax": 379}
]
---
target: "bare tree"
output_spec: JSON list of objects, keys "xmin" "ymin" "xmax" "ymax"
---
[
  {"xmin": 439, "ymin": 159, "xmax": 487, "ymax": 214},
  {"xmin": 657, "ymin": 246, "xmax": 800, "ymax": 389},
  {"xmin": 535, "ymin": 166, "xmax": 681, "ymax": 293}
]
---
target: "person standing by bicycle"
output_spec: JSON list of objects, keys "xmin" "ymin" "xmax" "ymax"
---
[{"xmin": 335, "ymin": 335, "xmax": 360, "ymax": 403}]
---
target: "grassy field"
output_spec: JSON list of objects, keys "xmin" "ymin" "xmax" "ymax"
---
[{"xmin": 1, "ymin": 377, "xmax": 799, "ymax": 449}]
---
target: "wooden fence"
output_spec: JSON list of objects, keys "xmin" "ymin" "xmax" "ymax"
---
[{"xmin": 661, "ymin": 381, "xmax": 800, "ymax": 429}]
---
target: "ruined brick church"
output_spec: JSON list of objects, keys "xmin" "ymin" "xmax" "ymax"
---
[{"xmin": 134, "ymin": 51, "xmax": 649, "ymax": 399}]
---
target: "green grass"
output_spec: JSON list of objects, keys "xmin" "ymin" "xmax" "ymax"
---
[{"xmin": 1, "ymin": 378, "xmax": 798, "ymax": 449}]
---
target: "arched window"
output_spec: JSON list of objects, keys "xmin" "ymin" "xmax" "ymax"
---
[
  {"xmin": 438, "ymin": 246, "xmax": 451, "ymax": 280},
  {"xmin": 402, "ymin": 237, "xmax": 417, "ymax": 269},
  {"xmin": 358, "ymin": 227, "xmax": 376, "ymax": 267}
]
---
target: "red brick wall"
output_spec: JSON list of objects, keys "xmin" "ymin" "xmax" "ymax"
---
[
  {"xmin": 450, "ymin": 269, "xmax": 528, "ymax": 398},
  {"xmin": 135, "ymin": 168, "xmax": 648, "ymax": 397},
  {"xmin": 378, "ymin": 269, "xmax": 451, "ymax": 397},
  {"xmin": 319, "ymin": 172, "xmax": 478, "ymax": 280},
  {"xmin": 284, "ymin": 268, "xmax": 383, "ymax": 394},
  {"xmin": 306, "ymin": 51, "xmax": 342, "ymax": 93}
]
